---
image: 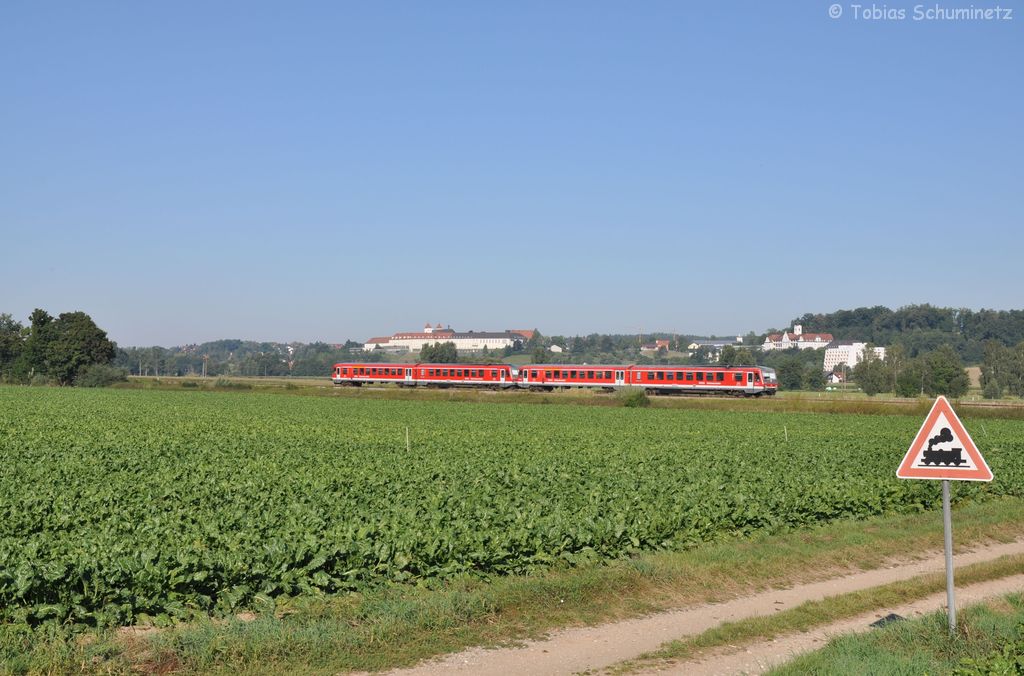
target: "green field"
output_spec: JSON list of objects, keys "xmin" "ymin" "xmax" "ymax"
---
[{"xmin": 2, "ymin": 386, "xmax": 1023, "ymax": 629}]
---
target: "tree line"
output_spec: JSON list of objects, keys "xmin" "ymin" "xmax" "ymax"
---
[
  {"xmin": 0, "ymin": 310, "xmax": 121, "ymax": 386},
  {"xmin": 852, "ymin": 344, "xmax": 970, "ymax": 397},
  {"xmin": 790, "ymin": 304, "xmax": 1024, "ymax": 362}
]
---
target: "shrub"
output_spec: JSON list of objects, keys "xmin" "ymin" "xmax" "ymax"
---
[
  {"xmin": 617, "ymin": 387, "xmax": 651, "ymax": 408},
  {"xmin": 983, "ymin": 379, "xmax": 1003, "ymax": 400},
  {"xmin": 75, "ymin": 364, "xmax": 128, "ymax": 388},
  {"xmin": 214, "ymin": 378, "xmax": 252, "ymax": 390}
]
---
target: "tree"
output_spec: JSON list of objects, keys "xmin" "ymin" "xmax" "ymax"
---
[
  {"xmin": 801, "ymin": 363, "xmax": 825, "ymax": 391},
  {"xmin": 532, "ymin": 346, "xmax": 549, "ymax": 363},
  {"xmin": 420, "ymin": 342, "xmax": 458, "ymax": 363},
  {"xmin": 0, "ymin": 314, "xmax": 24, "ymax": 380},
  {"xmin": 46, "ymin": 311, "xmax": 117, "ymax": 385},
  {"xmin": 885, "ymin": 344, "xmax": 907, "ymax": 395},
  {"xmin": 21, "ymin": 309, "xmax": 55, "ymax": 377},
  {"xmin": 776, "ymin": 354, "xmax": 805, "ymax": 390},
  {"xmin": 720, "ymin": 345, "xmax": 755, "ymax": 367},
  {"xmin": 922, "ymin": 344, "xmax": 969, "ymax": 397},
  {"xmin": 852, "ymin": 345, "xmax": 889, "ymax": 396},
  {"xmin": 983, "ymin": 378, "xmax": 1003, "ymax": 399}
]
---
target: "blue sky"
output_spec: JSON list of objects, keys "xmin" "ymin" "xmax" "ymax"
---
[{"xmin": 2, "ymin": 2, "xmax": 1020, "ymax": 346}]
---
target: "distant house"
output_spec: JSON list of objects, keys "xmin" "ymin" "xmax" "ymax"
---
[
  {"xmin": 826, "ymin": 372, "xmax": 845, "ymax": 384},
  {"xmin": 549, "ymin": 344, "xmax": 565, "ymax": 353},
  {"xmin": 640, "ymin": 339, "xmax": 671, "ymax": 353},
  {"xmin": 762, "ymin": 325, "xmax": 833, "ymax": 351}
]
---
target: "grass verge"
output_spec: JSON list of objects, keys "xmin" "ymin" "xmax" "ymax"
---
[
  {"xmin": 768, "ymin": 592, "xmax": 1024, "ymax": 675},
  {"xmin": 4, "ymin": 498, "xmax": 1024, "ymax": 674},
  {"xmin": 116, "ymin": 376, "xmax": 1024, "ymax": 419},
  {"xmin": 610, "ymin": 554, "xmax": 1024, "ymax": 674}
]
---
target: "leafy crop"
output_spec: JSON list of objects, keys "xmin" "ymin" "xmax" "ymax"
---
[{"xmin": 0, "ymin": 387, "xmax": 1022, "ymax": 627}]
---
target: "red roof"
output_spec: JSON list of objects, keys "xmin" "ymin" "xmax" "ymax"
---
[
  {"xmin": 508, "ymin": 329, "xmax": 535, "ymax": 340},
  {"xmin": 365, "ymin": 336, "xmax": 391, "ymax": 344}
]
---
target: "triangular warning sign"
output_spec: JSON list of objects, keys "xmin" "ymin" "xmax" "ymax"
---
[{"xmin": 897, "ymin": 396, "xmax": 992, "ymax": 482}]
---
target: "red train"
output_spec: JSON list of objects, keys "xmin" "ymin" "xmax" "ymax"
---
[{"xmin": 330, "ymin": 362, "xmax": 778, "ymax": 396}]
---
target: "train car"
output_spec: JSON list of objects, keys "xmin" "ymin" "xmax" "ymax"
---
[
  {"xmin": 519, "ymin": 365, "xmax": 626, "ymax": 390},
  {"xmin": 516, "ymin": 364, "xmax": 777, "ymax": 396},
  {"xmin": 331, "ymin": 362, "xmax": 516, "ymax": 388},
  {"xmin": 409, "ymin": 363, "xmax": 516, "ymax": 388},
  {"xmin": 629, "ymin": 365, "xmax": 777, "ymax": 396},
  {"xmin": 331, "ymin": 363, "xmax": 417, "ymax": 386}
]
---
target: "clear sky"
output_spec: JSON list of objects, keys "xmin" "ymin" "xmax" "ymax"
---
[{"xmin": 2, "ymin": 2, "xmax": 1021, "ymax": 346}]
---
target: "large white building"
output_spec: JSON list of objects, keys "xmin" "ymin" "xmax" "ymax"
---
[
  {"xmin": 364, "ymin": 324, "xmax": 530, "ymax": 353},
  {"xmin": 762, "ymin": 325, "xmax": 834, "ymax": 351},
  {"xmin": 823, "ymin": 341, "xmax": 887, "ymax": 372}
]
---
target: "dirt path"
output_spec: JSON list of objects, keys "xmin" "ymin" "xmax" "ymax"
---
[
  {"xmin": 645, "ymin": 572, "xmax": 1024, "ymax": 675},
  {"xmin": 387, "ymin": 539, "xmax": 1024, "ymax": 676}
]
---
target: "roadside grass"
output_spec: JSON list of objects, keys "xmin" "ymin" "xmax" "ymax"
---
[
  {"xmin": 768, "ymin": 592, "xmax": 1024, "ymax": 676},
  {"xmin": 609, "ymin": 555, "xmax": 1024, "ymax": 674},
  {"xmin": 115, "ymin": 376, "xmax": 1024, "ymax": 419},
  {"xmin": 5, "ymin": 498, "xmax": 1024, "ymax": 674}
]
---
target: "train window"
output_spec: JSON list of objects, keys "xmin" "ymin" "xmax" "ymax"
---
[
  {"xmin": 717, "ymin": 372, "xmax": 725, "ymax": 381},
  {"xmin": 545, "ymin": 370, "xmax": 551, "ymax": 378},
  {"xmin": 666, "ymin": 372, "xmax": 674, "ymax": 381},
  {"xmin": 428, "ymin": 369, "xmax": 434, "ymax": 376},
  {"xmin": 554, "ymin": 370, "xmax": 561, "ymax": 378},
  {"xmin": 491, "ymin": 370, "xmax": 497, "ymax": 378},
  {"xmin": 570, "ymin": 370, "xmax": 577, "ymax": 378},
  {"xmin": 696, "ymin": 372, "xmax": 703, "ymax": 381},
  {"xmin": 532, "ymin": 370, "xmax": 539, "ymax": 378},
  {"xmin": 470, "ymin": 370, "xmax": 477, "ymax": 377},
  {"xmin": 603, "ymin": 371, "xmax": 611, "ymax": 379},
  {"xmin": 657, "ymin": 372, "xmax": 664, "ymax": 380},
  {"xmin": 685, "ymin": 372, "xmax": 693, "ymax": 381},
  {"xmin": 441, "ymin": 369, "xmax": 448, "ymax": 376},
  {"xmin": 735, "ymin": 373, "xmax": 743, "ymax": 381}
]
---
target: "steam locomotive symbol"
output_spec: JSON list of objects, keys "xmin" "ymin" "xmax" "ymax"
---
[{"xmin": 917, "ymin": 427, "xmax": 966, "ymax": 467}]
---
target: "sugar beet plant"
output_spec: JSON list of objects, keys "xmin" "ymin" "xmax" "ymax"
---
[{"xmin": 0, "ymin": 387, "xmax": 1022, "ymax": 627}]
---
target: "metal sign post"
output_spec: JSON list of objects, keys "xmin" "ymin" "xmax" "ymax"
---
[
  {"xmin": 942, "ymin": 479, "xmax": 956, "ymax": 634},
  {"xmin": 896, "ymin": 396, "xmax": 993, "ymax": 638}
]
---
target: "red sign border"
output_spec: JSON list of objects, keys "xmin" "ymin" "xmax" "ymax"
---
[{"xmin": 896, "ymin": 396, "xmax": 992, "ymax": 482}]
